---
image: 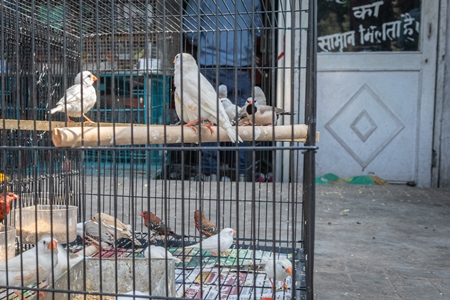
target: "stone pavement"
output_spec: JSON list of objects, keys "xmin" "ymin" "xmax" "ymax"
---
[{"xmin": 314, "ymin": 185, "xmax": 450, "ymax": 300}]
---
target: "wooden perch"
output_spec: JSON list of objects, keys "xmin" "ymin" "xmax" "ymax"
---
[{"xmin": 52, "ymin": 124, "xmax": 312, "ymax": 148}]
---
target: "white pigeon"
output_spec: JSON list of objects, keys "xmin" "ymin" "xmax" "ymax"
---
[
  {"xmin": 185, "ymin": 228, "xmax": 235, "ymax": 256},
  {"xmin": 220, "ymin": 97, "xmax": 241, "ymax": 122},
  {"xmin": 173, "ymin": 53, "xmax": 243, "ymax": 143},
  {"xmin": 50, "ymin": 71, "xmax": 97, "ymax": 123},
  {"xmin": 0, "ymin": 236, "xmax": 58, "ymax": 287},
  {"xmin": 91, "ymin": 213, "xmax": 142, "ymax": 246},
  {"xmin": 143, "ymin": 245, "xmax": 182, "ymax": 263},
  {"xmin": 261, "ymin": 256, "xmax": 293, "ymax": 291},
  {"xmin": 218, "ymin": 84, "xmax": 228, "ymax": 99}
]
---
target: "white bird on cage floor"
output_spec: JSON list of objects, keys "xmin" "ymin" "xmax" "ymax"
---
[
  {"xmin": 0, "ymin": 236, "xmax": 58, "ymax": 291},
  {"xmin": 143, "ymin": 245, "xmax": 182, "ymax": 263},
  {"xmin": 185, "ymin": 228, "xmax": 236, "ymax": 256},
  {"xmin": 91, "ymin": 212, "xmax": 142, "ymax": 246},
  {"xmin": 173, "ymin": 53, "xmax": 243, "ymax": 143},
  {"xmin": 260, "ymin": 256, "xmax": 293, "ymax": 291},
  {"xmin": 49, "ymin": 70, "xmax": 98, "ymax": 124},
  {"xmin": 116, "ymin": 291, "xmax": 148, "ymax": 299}
]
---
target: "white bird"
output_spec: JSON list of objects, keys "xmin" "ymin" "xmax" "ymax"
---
[
  {"xmin": 218, "ymin": 84, "xmax": 228, "ymax": 99},
  {"xmin": 245, "ymin": 98, "xmax": 292, "ymax": 126},
  {"xmin": 116, "ymin": 291, "xmax": 147, "ymax": 299},
  {"xmin": 143, "ymin": 245, "xmax": 182, "ymax": 263},
  {"xmin": 261, "ymin": 256, "xmax": 293, "ymax": 291},
  {"xmin": 185, "ymin": 228, "xmax": 236, "ymax": 256},
  {"xmin": 46, "ymin": 244, "xmax": 83, "ymax": 283},
  {"xmin": 91, "ymin": 213, "xmax": 142, "ymax": 246},
  {"xmin": 220, "ymin": 97, "xmax": 241, "ymax": 122},
  {"xmin": 173, "ymin": 53, "xmax": 243, "ymax": 143},
  {"xmin": 0, "ymin": 236, "xmax": 58, "ymax": 287},
  {"xmin": 50, "ymin": 71, "xmax": 97, "ymax": 123}
]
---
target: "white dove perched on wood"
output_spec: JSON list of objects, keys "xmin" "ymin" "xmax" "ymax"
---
[
  {"xmin": 261, "ymin": 256, "xmax": 293, "ymax": 291},
  {"xmin": 91, "ymin": 213, "xmax": 141, "ymax": 246},
  {"xmin": 0, "ymin": 236, "xmax": 58, "ymax": 287},
  {"xmin": 49, "ymin": 71, "xmax": 97, "ymax": 123},
  {"xmin": 144, "ymin": 245, "xmax": 182, "ymax": 263},
  {"xmin": 173, "ymin": 53, "xmax": 243, "ymax": 143},
  {"xmin": 185, "ymin": 228, "xmax": 235, "ymax": 256}
]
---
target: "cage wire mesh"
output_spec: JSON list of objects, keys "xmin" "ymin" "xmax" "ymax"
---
[{"xmin": 0, "ymin": 0, "xmax": 316, "ymax": 299}]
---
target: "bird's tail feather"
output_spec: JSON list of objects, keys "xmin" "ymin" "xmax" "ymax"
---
[
  {"xmin": 225, "ymin": 127, "xmax": 243, "ymax": 143},
  {"xmin": 49, "ymin": 106, "xmax": 62, "ymax": 114}
]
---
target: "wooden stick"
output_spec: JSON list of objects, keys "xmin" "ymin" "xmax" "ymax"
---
[
  {"xmin": 51, "ymin": 124, "xmax": 310, "ymax": 148},
  {"xmin": 0, "ymin": 119, "xmax": 147, "ymax": 131}
]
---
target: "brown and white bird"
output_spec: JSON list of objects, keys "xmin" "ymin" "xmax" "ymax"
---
[
  {"xmin": 50, "ymin": 71, "xmax": 97, "ymax": 123},
  {"xmin": 91, "ymin": 213, "xmax": 141, "ymax": 246},
  {"xmin": 77, "ymin": 220, "xmax": 116, "ymax": 248},
  {"xmin": 194, "ymin": 210, "xmax": 218, "ymax": 237},
  {"xmin": 245, "ymin": 98, "xmax": 292, "ymax": 126},
  {"xmin": 0, "ymin": 236, "xmax": 58, "ymax": 287},
  {"xmin": 261, "ymin": 257, "xmax": 293, "ymax": 291},
  {"xmin": 139, "ymin": 211, "xmax": 182, "ymax": 240},
  {"xmin": 144, "ymin": 245, "xmax": 182, "ymax": 263},
  {"xmin": 185, "ymin": 228, "xmax": 235, "ymax": 256},
  {"xmin": 173, "ymin": 53, "xmax": 243, "ymax": 143}
]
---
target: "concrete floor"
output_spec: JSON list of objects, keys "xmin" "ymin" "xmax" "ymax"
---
[{"xmin": 314, "ymin": 185, "xmax": 450, "ymax": 300}]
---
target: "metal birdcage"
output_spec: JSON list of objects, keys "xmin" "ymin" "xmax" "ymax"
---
[{"xmin": 0, "ymin": 0, "xmax": 316, "ymax": 299}]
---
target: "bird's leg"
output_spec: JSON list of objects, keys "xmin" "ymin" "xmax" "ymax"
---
[
  {"xmin": 82, "ymin": 114, "xmax": 95, "ymax": 124},
  {"xmin": 201, "ymin": 121, "xmax": 215, "ymax": 134},
  {"xmin": 67, "ymin": 116, "xmax": 74, "ymax": 123},
  {"xmin": 184, "ymin": 119, "xmax": 199, "ymax": 132},
  {"xmin": 283, "ymin": 280, "xmax": 289, "ymax": 291},
  {"xmin": 210, "ymin": 251, "xmax": 219, "ymax": 256},
  {"xmin": 13, "ymin": 290, "xmax": 25, "ymax": 299},
  {"xmin": 269, "ymin": 279, "xmax": 275, "ymax": 291}
]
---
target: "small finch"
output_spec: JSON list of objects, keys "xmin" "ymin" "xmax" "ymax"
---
[
  {"xmin": 139, "ymin": 211, "xmax": 182, "ymax": 240},
  {"xmin": 194, "ymin": 210, "xmax": 218, "ymax": 237},
  {"xmin": 261, "ymin": 257, "xmax": 293, "ymax": 291}
]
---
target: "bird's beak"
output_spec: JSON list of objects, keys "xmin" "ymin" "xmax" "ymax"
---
[
  {"xmin": 48, "ymin": 240, "xmax": 58, "ymax": 250},
  {"xmin": 90, "ymin": 217, "xmax": 95, "ymax": 222},
  {"xmin": 286, "ymin": 267, "xmax": 293, "ymax": 276},
  {"xmin": 139, "ymin": 212, "xmax": 144, "ymax": 217},
  {"xmin": 247, "ymin": 99, "xmax": 253, "ymax": 105},
  {"xmin": 233, "ymin": 230, "xmax": 237, "ymax": 234},
  {"xmin": 173, "ymin": 58, "xmax": 176, "ymax": 63},
  {"xmin": 92, "ymin": 75, "xmax": 98, "ymax": 83}
]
